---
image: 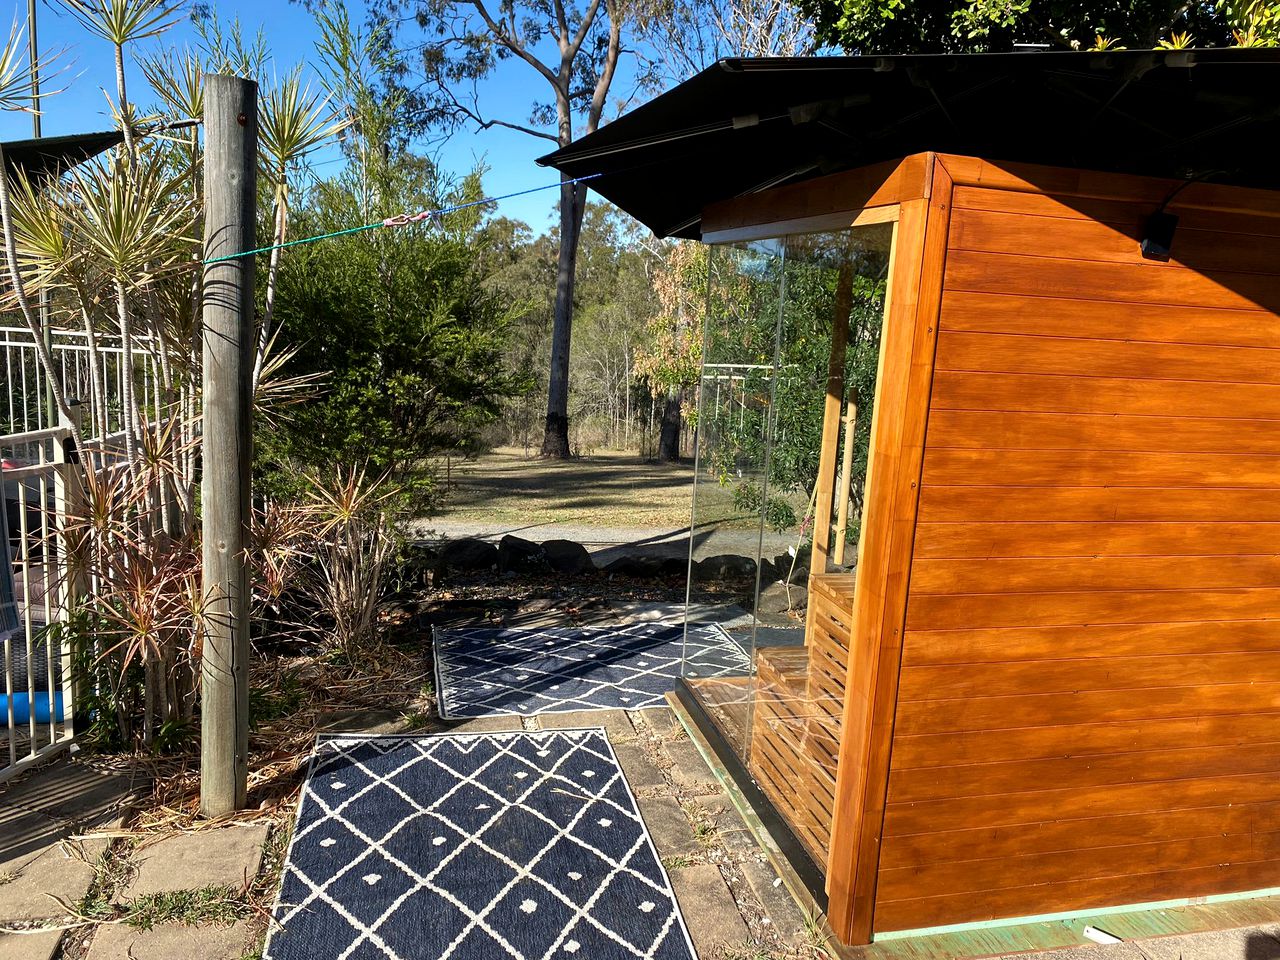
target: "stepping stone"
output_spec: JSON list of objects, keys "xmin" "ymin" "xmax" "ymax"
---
[
  {"xmin": 120, "ymin": 824, "xmax": 268, "ymax": 901},
  {"xmin": 0, "ymin": 929, "xmax": 61, "ymax": 960},
  {"xmin": 614, "ymin": 741, "xmax": 667, "ymax": 791},
  {"xmin": 0, "ymin": 832, "xmax": 107, "ymax": 922},
  {"xmin": 633, "ymin": 707, "xmax": 682, "ymax": 739},
  {"xmin": 638, "ymin": 795, "xmax": 700, "ymax": 859},
  {"xmin": 317, "ymin": 708, "xmax": 412, "ymax": 734},
  {"xmin": 737, "ymin": 856, "xmax": 810, "ymax": 947},
  {"xmin": 534, "ymin": 709, "xmax": 635, "ymax": 741},
  {"xmin": 444, "ymin": 715, "xmax": 524, "ymax": 733},
  {"xmin": 668, "ymin": 863, "xmax": 749, "ymax": 956},
  {"xmin": 86, "ymin": 921, "xmax": 255, "ymax": 960},
  {"xmin": 661, "ymin": 738, "xmax": 720, "ymax": 791}
]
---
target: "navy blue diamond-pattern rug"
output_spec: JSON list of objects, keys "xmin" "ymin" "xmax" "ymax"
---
[
  {"xmin": 433, "ymin": 623, "xmax": 750, "ymax": 718},
  {"xmin": 265, "ymin": 730, "xmax": 697, "ymax": 960}
]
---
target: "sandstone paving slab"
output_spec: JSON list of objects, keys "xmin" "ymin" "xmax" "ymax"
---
[
  {"xmin": 0, "ymin": 806, "xmax": 67, "ymax": 873},
  {"xmin": 669, "ymin": 863, "xmax": 750, "ymax": 957},
  {"xmin": 736, "ymin": 855, "xmax": 810, "ymax": 948},
  {"xmin": 0, "ymin": 928, "xmax": 61, "ymax": 960},
  {"xmin": 86, "ymin": 920, "xmax": 255, "ymax": 960},
  {"xmin": 661, "ymin": 738, "xmax": 721, "ymax": 791},
  {"xmin": 638, "ymin": 795, "xmax": 701, "ymax": 859},
  {"xmin": 614, "ymin": 740, "xmax": 668, "ymax": 791},
  {"xmin": 317, "ymin": 707, "xmax": 411, "ymax": 735},
  {"xmin": 1116, "ymin": 926, "xmax": 1280, "ymax": 960},
  {"xmin": 533, "ymin": 708, "xmax": 635, "ymax": 741},
  {"xmin": 120, "ymin": 825, "xmax": 268, "ymax": 901},
  {"xmin": 0, "ymin": 835, "xmax": 107, "ymax": 922},
  {"xmin": 440, "ymin": 714, "xmax": 525, "ymax": 733},
  {"xmin": 632, "ymin": 706, "xmax": 682, "ymax": 739}
]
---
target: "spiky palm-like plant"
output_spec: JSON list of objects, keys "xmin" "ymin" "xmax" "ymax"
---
[{"xmin": 256, "ymin": 70, "xmax": 347, "ymax": 389}]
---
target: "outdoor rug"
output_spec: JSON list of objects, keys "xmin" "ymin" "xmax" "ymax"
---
[
  {"xmin": 265, "ymin": 730, "xmax": 697, "ymax": 960},
  {"xmin": 433, "ymin": 622, "xmax": 750, "ymax": 718}
]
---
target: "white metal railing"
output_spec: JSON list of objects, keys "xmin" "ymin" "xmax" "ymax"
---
[
  {"xmin": 0, "ymin": 325, "xmax": 164, "ymax": 439},
  {"xmin": 0, "ymin": 425, "xmax": 79, "ymax": 784}
]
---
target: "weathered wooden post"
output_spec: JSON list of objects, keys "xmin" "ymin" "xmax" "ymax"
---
[{"xmin": 200, "ymin": 74, "xmax": 257, "ymax": 817}]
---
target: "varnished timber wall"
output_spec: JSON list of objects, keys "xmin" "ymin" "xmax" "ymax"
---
[{"xmin": 874, "ymin": 171, "xmax": 1280, "ymax": 932}]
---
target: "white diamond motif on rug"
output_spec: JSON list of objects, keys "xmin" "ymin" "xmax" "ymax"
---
[
  {"xmin": 433, "ymin": 622, "xmax": 749, "ymax": 718},
  {"xmin": 264, "ymin": 730, "xmax": 698, "ymax": 960}
]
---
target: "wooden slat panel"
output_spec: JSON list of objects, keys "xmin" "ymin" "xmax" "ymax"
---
[
  {"xmin": 907, "ymin": 587, "xmax": 1280, "ymax": 630},
  {"xmin": 914, "ymin": 521, "xmax": 1280, "ymax": 559},
  {"xmin": 949, "ymin": 207, "xmax": 1280, "ymax": 275},
  {"xmin": 924, "ymin": 448, "xmax": 1280, "ymax": 488},
  {"xmin": 904, "ymin": 620, "xmax": 1280, "ymax": 666},
  {"xmin": 888, "ymin": 741, "xmax": 1280, "ymax": 804},
  {"xmin": 933, "ymin": 370, "xmax": 1280, "ymax": 419},
  {"xmin": 912, "ymin": 556, "xmax": 1280, "ymax": 596},
  {"xmin": 918, "ymin": 485, "xmax": 1280, "ymax": 523},
  {"xmin": 947, "ymin": 250, "xmax": 1279, "ymax": 313},
  {"xmin": 937, "ymin": 154, "xmax": 1280, "ymax": 219},
  {"xmin": 936, "ymin": 331, "xmax": 1280, "ymax": 385},
  {"xmin": 892, "ymin": 714, "xmax": 1280, "ymax": 771},
  {"xmin": 895, "ymin": 683, "xmax": 1280, "ymax": 738},
  {"xmin": 884, "ymin": 769, "xmax": 1280, "ymax": 836},
  {"xmin": 941, "ymin": 290, "xmax": 1280, "ymax": 349},
  {"xmin": 875, "ymin": 858, "xmax": 1280, "ymax": 933},
  {"xmin": 900, "ymin": 651, "xmax": 1280, "ymax": 701},
  {"xmin": 950, "ymin": 185, "xmax": 1280, "ymax": 238},
  {"xmin": 927, "ymin": 410, "xmax": 1280, "ymax": 455}
]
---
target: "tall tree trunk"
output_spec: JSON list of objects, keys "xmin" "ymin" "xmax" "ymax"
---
[
  {"xmin": 540, "ymin": 178, "xmax": 587, "ymax": 458},
  {"xmin": 657, "ymin": 387, "xmax": 682, "ymax": 462}
]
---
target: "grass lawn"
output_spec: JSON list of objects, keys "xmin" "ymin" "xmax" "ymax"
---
[{"xmin": 431, "ymin": 447, "xmax": 700, "ymax": 529}]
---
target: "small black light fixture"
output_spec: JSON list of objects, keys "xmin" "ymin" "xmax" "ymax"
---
[{"xmin": 1140, "ymin": 209, "xmax": 1179, "ymax": 262}]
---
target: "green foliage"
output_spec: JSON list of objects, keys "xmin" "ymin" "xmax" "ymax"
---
[
  {"xmin": 259, "ymin": 155, "xmax": 520, "ymax": 508},
  {"xmin": 798, "ymin": 0, "xmax": 1280, "ymax": 52}
]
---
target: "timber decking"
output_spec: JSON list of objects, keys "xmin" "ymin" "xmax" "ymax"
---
[
  {"xmin": 747, "ymin": 574, "xmax": 856, "ymax": 870},
  {"xmin": 875, "ymin": 169, "xmax": 1280, "ymax": 934}
]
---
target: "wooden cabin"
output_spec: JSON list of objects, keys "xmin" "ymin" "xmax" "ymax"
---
[{"xmin": 542, "ymin": 50, "xmax": 1280, "ymax": 951}]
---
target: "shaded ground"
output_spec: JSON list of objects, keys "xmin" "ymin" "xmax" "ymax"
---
[{"xmin": 416, "ymin": 448, "xmax": 798, "ymax": 564}]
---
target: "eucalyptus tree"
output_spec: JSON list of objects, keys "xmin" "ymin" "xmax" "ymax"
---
[{"xmin": 370, "ymin": 0, "xmax": 636, "ymax": 458}]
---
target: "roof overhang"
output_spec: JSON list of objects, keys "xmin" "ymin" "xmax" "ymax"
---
[
  {"xmin": 1, "ymin": 130, "xmax": 125, "ymax": 181},
  {"xmin": 539, "ymin": 50, "xmax": 1280, "ymax": 239}
]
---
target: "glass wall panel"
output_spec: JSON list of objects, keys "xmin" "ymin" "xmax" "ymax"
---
[{"xmin": 682, "ymin": 222, "xmax": 894, "ymax": 871}]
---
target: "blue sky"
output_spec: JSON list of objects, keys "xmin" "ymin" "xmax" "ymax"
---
[{"xmin": 0, "ymin": 1, "xmax": 626, "ymax": 230}]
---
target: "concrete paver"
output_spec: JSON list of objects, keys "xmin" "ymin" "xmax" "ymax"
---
[
  {"xmin": 442, "ymin": 715, "xmax": 525, "ymax": 733},
  {"xmin": 660, "ymin": 738, "xmax": 720, "ymax": 792},
  {"xmin": 669, "ymin": 863, "xmax": 751, "ymax": 957},
  {"xmin": 638, "ymin": 795, "xmax": 701, "ymax": 860},
  {"xmin": 86, "ymin": 920, "xmax": 255, "ymax": 960},
  {"xmin": 0, "ymin": 835, "xmax": 107, "ymax": 922},
  {"xmin": 0, "ymin": 758, "xmax": 146, "ymax": 833},
  {"xmin": 632, "ymin": 707, "xmax": 682, "ymax": 739},
  {"xmin": 534, "ymin": 709, "xmax": 635, "ymax": 741},
  {"xmin": 0, "ymin": 929, "xmax": 62, "ymax": 960},
  {"xmin": 120, "ymin": 825, "xmax": 268, "ymax": 901},
  {"xmin": 614, "ymin": 741, "xmax": 667, "ymax": 792},
  {"xmin": 736, "ymin": 856, "xmax": 810, "ymax": 948}
]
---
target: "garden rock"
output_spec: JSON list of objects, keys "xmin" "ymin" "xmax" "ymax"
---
[
  {"xmin": 756, "ymin": 579, "xmax": 806, "ymax": 615},
  {"xmin": 498, "ymin": 535, "xmax": 544, "ymax": 573},
  {"xmin": 542, "ymin": 539, "xmax": 593, "ymax": 574},
  {"xmin": 602, "ymin": 555, "xmax": 663, "ymax": 578},
  {"xmin": 693, "ymin": 554, "xmax": 756, "ymax": 582},
  {"xmin": 436, "ymin": 538, "xmax": 498, "ymax": 573}
]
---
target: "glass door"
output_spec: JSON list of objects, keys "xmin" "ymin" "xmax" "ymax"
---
[{"xmin": 682, "ymin": 222, "xmax": 893, "ymax": 871}]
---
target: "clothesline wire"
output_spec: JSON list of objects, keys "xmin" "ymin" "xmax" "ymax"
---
[{"xmin": 202, "ymin": 172, "xmax": 601, "ymax": 265}]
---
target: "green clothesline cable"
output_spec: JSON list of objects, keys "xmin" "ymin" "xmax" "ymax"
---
[{"xmin": 202, "ymin": 173, "xmax": 602, "ymax": 265}]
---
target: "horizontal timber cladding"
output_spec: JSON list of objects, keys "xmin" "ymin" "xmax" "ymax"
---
[{"xmin": 874, "ymin": 171, "xmax": 1280, "ymax": 934}]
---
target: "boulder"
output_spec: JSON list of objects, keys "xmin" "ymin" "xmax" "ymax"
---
[
  {"xmin": 693, "ymin": 554, "xmax": 757, "ymax": 582},
  {"xmin": 437, "ymin": 538, "xmax": 499, "ymax": 572},
  {"xmin": 542, "ymin": 539, "xmax": 594, "ymax": 574},
  {"xmin": 602, "ymin": 555, "xmax": 664, "ymax": 578},
  {"xmin": 756, "ymin": 579, "xmax": 808, "ymax": 616},
  {"xmin": 498, "ymin": 534, "xmax": 545, "ymax": 573}
]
